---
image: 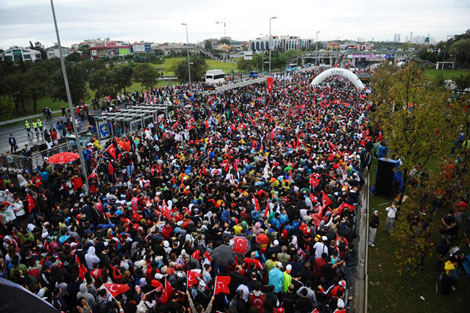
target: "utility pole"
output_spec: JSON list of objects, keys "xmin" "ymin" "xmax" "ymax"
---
[
  {"xmin": 269, "ymin": 16, "xmax": 277, "ymax": 74},
  {"xmin": 50, "ymin": 0, "xmax": 89, "ymax": 193},
  {"xmin": 181, "ymin": 23, "xmax": 191, "ymax": 85},
  {"xmin": 316, "ymin": 31, "xmax": 320, "ymax": 65}
]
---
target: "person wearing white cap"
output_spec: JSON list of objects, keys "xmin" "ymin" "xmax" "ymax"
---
[
  {"xmin": 333, "ymin": 298, "xmax": 346, "ymax": 313},
  {"xmin": 282, "ymin": 264, "xmax": 293, "ymax": 292},
  {"xmin": 313, "ymin": 236, "xmax": 329, "ymax": 259},
  {"xmin": 369, "ymin": 210, "xmax": 379, "ymax": 246}
]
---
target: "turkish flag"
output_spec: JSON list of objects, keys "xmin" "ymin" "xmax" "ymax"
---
[
  {"xmin": 252, "ymin": 196, "xmax": 260, "ymax": 212},
  {"xmin": 161, "ymin": 201, "xmax": 171, "ymax": 221},
  {"xmin": 104, "ymin": 283, "xmax": 131, "ymax": 298},
  {"xmin": 309, "ymin": 175, "xmax": 320, "ymax": 187},
  {"xmin": 90, "ymin": 268, "xmax": 102, "ymax": 280},
  {"xmin": 27, "ymin": 193, "xmax": 36, "ymax": 213},
  {"xmin": 336, "ymin": 202, "xmax": 355, "ymax": 214},
  {"xmin": 264, "ymin": 199, "xmax": 270, "ymax": 218},
  {"xmin": 266, "ymin": 77, "xmax": 274, "ymax": 94},
  {"xmin": 214, "ymin": 276, "xmax": 231, "ymax": 295},
  {"xmin": 109, "ymin": 162, "xmax": 114, "ymax": 175},
  {"xmin": 233, "ymin": 237, "xmax": 248, "ymax": 254},
  {"xmin": 201, "ymin": 163, "xmax": 207, "ymax": 176},
  {"xmin": 75, "ymin": 255, "xmax": 87, "ymax": 281},
  {"xmin": 322, "ymin": 191, "xmax": 332, "ymax": 208},
  {"xmin": 88, "ymin": 172, "xmax": 97, "ymax": 180},
  {"xmin": 106, "ymin": 144, "xmax": 117, "ymax": 160},
  {"xmin": 187, "ymin": 270, "xmax": 201, "ymax": 288},
  {"xmin": 161, "ymin": 278, "xmax": 174, "ymax": 304}
]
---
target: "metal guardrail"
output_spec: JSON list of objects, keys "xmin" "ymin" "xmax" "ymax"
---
[
  {"xmin": 0, "ymin": 110, "xmax": 62, "ymax": 126},
  {"xmin": 0, "ymin": 153, "xmax": 34, "ymax": 172},
  {"xmin": 201, "ymin": 77, "xmax": 268, "ymax": 96},
  {"xmin": 354, "ymin": 170, "xmax": 370, "ymax": 313}
]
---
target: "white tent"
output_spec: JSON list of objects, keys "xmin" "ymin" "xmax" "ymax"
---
[{"xmin": 311, "ymin": 68, "xmax": 365, "ymax": 89}]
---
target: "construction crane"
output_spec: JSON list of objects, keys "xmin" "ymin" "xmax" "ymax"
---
[{"xmin": 216, "ymin": 19, "xmax": 228, "ymax": 38}]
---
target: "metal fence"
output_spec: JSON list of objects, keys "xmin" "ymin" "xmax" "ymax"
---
[
  {"xmin": 0, "ymin": 153, "xmax": 33, "ymax": 172},
  {"xmin": 0, "ymin": 143, "xmax": 75, "ymax": 173}
]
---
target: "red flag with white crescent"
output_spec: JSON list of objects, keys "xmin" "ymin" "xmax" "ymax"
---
[
  {"xmin": 27, "ymin": 193, "xmax": 36, "ymax": 213},
  {"xmin": 264, "ymin": 199, "xmax": 271, "ymax": 218},
  {"xmin": 252, "ymin": 196, "xmax": 260, "ymax": 212},
  {"xmin": 214, "ymin": 276, "xmax": 231, "ymax": 295},
  {"xmin": 322, "ymin": 191, "xmax": 332, "ymax": 208},
  {"xmin": 233, "ymin": 237, "xmax": 248, "ymax": 254},
  {"xmin": 103, "ymin": 283, "xmax": 130, "ymax": 298},
  {"xmin": 187, "ymin": 270, "xmax": 201, "ymax": 288},
  {"xmin": 161, "ymin": 201, "xmax": 171, "ymax": 221},
  {"xmin": 106, "ymin": 144, "xmax": 117, "ymax": 160}
]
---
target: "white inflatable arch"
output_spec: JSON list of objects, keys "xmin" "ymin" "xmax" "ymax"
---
[{"xmin": 311, "ymin": 68, "xmax": 365, "ymax": 89}]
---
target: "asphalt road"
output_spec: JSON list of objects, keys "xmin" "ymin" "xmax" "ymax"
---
[{"xmin": 0, "ymin": 109, "xmax": 100, "ymax": 154}]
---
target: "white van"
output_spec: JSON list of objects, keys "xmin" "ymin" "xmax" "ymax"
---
[{"xmin": 205, "ymin": 69, "xmax": 225, "ymax": 85}]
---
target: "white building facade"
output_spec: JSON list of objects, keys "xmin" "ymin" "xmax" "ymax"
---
[
  {"xmin": 46, "ymin": 45, "xmax": 72, "ymax": 59},
  {"xmin": 1, "ymin": 47, "xmax": 42, "ymax": 64}
]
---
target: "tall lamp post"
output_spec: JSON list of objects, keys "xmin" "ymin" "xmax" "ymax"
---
[
  {"xmin": 50, "ymin": 0, "xmax": 89, "ymax": 193},
  {"xmin": 181, "ymin": 23, "xmax": 191, "ymax": 85},
  {"xmin": 268, "ymin": 16, "xmax": 277, "ymax": 74},
  {"xmin": 316, "ymin": 31, "xmax": 320, "ymax": 65}
]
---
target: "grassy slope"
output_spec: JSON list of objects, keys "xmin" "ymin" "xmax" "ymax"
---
[
  {"xmin": 424, "ymin": 69, "xmax": 470, "ymax": 80},
  {"xmin": 367, "ymin": 158, "xmax": 470, "ymax": 313}
]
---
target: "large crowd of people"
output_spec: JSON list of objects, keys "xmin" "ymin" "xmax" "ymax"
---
[{"xmin": 0, "ymin": 71, "xmax": 373, "ymax": 313}]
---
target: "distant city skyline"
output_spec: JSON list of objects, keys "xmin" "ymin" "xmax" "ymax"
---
[{"xmin": 0, "ymin": 0, "xmax": 468, "ymax": 49}]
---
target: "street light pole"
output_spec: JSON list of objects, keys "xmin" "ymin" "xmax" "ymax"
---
[
  {"xmin": 316, "ymin": 31, "xmax": 320, "ymax": 65},
  {"xmin": 269, "ymin": 16, "xmax": 277, "ymax": 74},
  {"xmin": 181, "ymin": 23, "xmax": 191, "ymax": 86},
  {"xmin": 50, "ymin": 0, "xmax": 89, "ymax": 193}
]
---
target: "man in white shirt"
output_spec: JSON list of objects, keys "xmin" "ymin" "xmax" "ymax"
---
[
  {"xmin": 385, "ymin": 202, "xmax": 398, "ymax": 233},
  {"xmin": 314, "ymin": 236, "xmax": 329, "ymax": 259},
  {"xmin": 13, "ymin": 196, "xmax": 25, "ymax": 225}
]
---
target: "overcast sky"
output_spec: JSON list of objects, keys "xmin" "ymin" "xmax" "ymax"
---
[{"xmin": 0, "ymin": 0, "xmax": 469, "ymax": 49}]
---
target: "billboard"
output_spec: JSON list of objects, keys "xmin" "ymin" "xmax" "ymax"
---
[{"xmin": 118, "ymin": 48, "xmax": 130, "ymax": 56}]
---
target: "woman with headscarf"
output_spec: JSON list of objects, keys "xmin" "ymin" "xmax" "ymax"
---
[{"xmin": 84, "ymin": 246, "xmax": 100, "ymax": 270}]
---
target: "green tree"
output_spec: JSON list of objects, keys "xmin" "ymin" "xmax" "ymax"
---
[
  {"xmin": 89, "ymin": 69, "xmax": 118, "ymax": 98},
  {"xmin": 450, "ymin": 39, "xmax": 470, "ymax": 68},
  {"xmin": 79, "ymin": 58, "xmax": 106, "ymax": 80},
  {"xmin": 0, "ymin": 68, "xmax": 29, "ymax": 115},
  {"xmin": 133, "ymin": 63, "xmax": 159, "ymax": 89},
  {"xmin": 78, "ymin": 44, "xmax": 90, "ymax": 58},
  {"xmin": 52, "ymin": 63, "xmax": 88, "ymax": 104},
  {"xmin": 371, "ymin": 62, "xmax": 460, "ymax": 200},
  {"xmin": 204, "ymin": 40, "xmax": 212, "ymax": 50},
  {"xmin": 65, "ymin": 52, "xmax": 82, "ymax": 62},
  {"xmin": 25, "ymin": 62, "xmax": 52, "ymax": 113},
  {"xmin": 174, "ymin": 56, "xmax": 208, "ymax": 83},
  {"xmin": 237, "ymin": 58, "xmax": 253, "ymax": 72},
  {"xmin": 114, "ymin": 65, "xmax": 134, "ymax": 92},
  {"xmin": 454, "ymin": 74, "xmax": 470, "ymax": 90},
  {"xmin": 372, "ymin": 63, "xmax": 468, "ymax": 275}
]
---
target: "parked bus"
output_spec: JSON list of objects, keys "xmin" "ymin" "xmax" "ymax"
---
[{"xmin": 205, "ymin": 69, "xmax": 225, "ymax": 85}]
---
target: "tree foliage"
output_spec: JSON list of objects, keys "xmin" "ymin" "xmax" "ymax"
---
[
  {"xmin": 174, "ymin": 56, "xmax": 208, "ymax": 83},
  {"xmin": 133, "ymin": 63, "xmax": 159, "ymax": 89},
  {"xmin": 371, "ymin": 62, "xmax": 461, "ymax": 187},
  {"xmin": 450, "ymin": 39, "xmax": 470, "ymax": 68},
  {"xmin": 371, "ymin": 62, "xmax": 469, "ymax": 274},
  {"xmin": 237, "ymin": 58, "xmax": 253, "ymax": 72},
  {"xmin": 52, "ymin": 63, "xmax": 88, "ymax": 103}
]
